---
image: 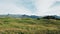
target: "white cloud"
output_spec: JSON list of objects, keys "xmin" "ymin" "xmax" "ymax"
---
[
  {"xmin": 0, "ymin": 3, "xmax": 32, "ymax": 15},
  {"xmin": 34, "ymin": 0, "xmax": 60, "ymax": 16},
  {"xmin": 9, "ymin": 5, "xmax": 32, "ymax": 15},
  {"xmin": 47, "ymin": 6, "xmax": 60, "ymax": 16},
  {"xmin": 0, "ymin": 0, "xmax": 60, "ymax": 16},
  {"xmin": 56, "ymin": 0, "xmax": 60, "ymax": 1},
  {"xmin": 0, "ymin": 0, "xmax": 32, "ymax": 15}
]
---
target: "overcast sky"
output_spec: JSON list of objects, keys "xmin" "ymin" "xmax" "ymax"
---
[{"xmin": 0, "ymin": 0, "xmax": 60, "ymax": 16}]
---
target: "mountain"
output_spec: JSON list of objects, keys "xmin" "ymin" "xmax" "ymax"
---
[
  {"xmin": 0, "ymin": 14, "xmax": 60, "ymax": 19},
  {"xmin": 42, "ymin": 15, "xmax": 60, "ymax": 20},
  {"xmin": 0, "ymin": 14, "xmax": 40, "ymax": 18}
]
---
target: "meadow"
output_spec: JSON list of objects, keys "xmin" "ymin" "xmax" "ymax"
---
[{"xmin": 0, "ymin": 17, "xmax": 60, "ymax": 34}]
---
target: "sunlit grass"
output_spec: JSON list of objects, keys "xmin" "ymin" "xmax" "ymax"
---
[{"xmin": 0, "ymin": 17, "xmax": 60, "ymax": 34}]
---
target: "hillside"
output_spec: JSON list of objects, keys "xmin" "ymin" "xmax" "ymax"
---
[
  {"xmin": 0, "ymin": 17, "xmax": 60, "ymax": 34},
  {"xmin": 0, "ymin": 14, "xmax": 40, "ymax": 18}
]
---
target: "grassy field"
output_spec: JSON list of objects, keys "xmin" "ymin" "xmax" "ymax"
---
[{"xmin": 0, "ymin": 17, "xmax": 60, "ymax": 34}]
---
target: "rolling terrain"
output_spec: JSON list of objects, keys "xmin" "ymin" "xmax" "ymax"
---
[{"xmin": 0, "ymin": 16, "xmax": 60, "ymax": 34}]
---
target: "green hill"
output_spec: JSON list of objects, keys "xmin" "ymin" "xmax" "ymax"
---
[{"xmin": 0, "ymin": 17, "xmax": 60, "ymax": 34}]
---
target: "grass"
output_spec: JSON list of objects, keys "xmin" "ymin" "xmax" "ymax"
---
[{"xmin": 0, "ymin": 17, "xmax": 60, "ymax": 34}]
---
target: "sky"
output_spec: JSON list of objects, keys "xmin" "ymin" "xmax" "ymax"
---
[{"xmin": 0, "ymin": 0, "xmax": 60, "ymax": 16}]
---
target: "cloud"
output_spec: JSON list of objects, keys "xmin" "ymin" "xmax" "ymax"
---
[
  {"xmin": 34, "ymin": 0, "xmax": 60, "ymax": 16},
  {"xmin": 52, "ymin": 1, "xmax": 60, "ymax": 7},
  {"xmin": 0, "ymin": 0, "xmax": 60, "ymax": 16},
  {"xmin": 56, "ymin": 0, "xmax": 60, "ymax": 1},
  {"xmin": 0, "ymin": 0, "xmax": 32, "ymax": 15},
  {"xmin": 47, "ymin": 5, "xmax": 60, "ymax": 16},
  {"xmin": 46, "ymin": 1, "xmax": 60, "ymax": 16},
  {"xmin": 34, "ymin": 0, "xmax": 55, "ymax": 16},
  {"xmin": 15, "ymin": 0, "xmax": 37, "ymax": 13}
]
